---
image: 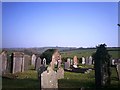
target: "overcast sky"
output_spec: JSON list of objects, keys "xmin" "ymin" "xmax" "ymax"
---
[{"xmin": 2, "ymin": 2, "xmax": 118, "ymax": 48}]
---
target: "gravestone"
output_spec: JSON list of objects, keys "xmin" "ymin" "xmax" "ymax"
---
[
  {"xmin": 41, "ymin": 66, "xmax": 58, "ymax": 88},
  {"xmin": 73, "ymin": 56, "xmax": 78, "ymax": 66},
  {"xmin": 82, "ymin": 56, "xmax": 85, "ymax": 65},
  {"xmin": 31, "ymin": 54, "xmax": 36, "ymax": 66},
  {"xmin": 67, "ymin": 58, "xmax": 71, "ymax": 66},
  {"xmin": 70, "ymin": 59, "xmax": 73, "ymax": 65},
  {"xmin": 88, "ymin": 56, "xmax": 92, "ymax": 65},
  {"xmin": 39, "ymin": 49, "xmax": 64, "ymax": 89},
  {"xmin": 12, "ymin": 52, "xmax": 24, "ymax": 73},
  {"xmin": 57, "ymin": 67, "xmax": 64, "ymax": 79},
  {"xmin": 116, "ymin": 64, "xmax": 120, "ymax": 80},
  {"xmin": 24, "ymin": 55, "xmax": 31, "ymax": 71},
  {"xmin": 85, "ymin": 57, "xmax": 89, "ymax": 65},
  {"xmin": 112, "ymin": 59, "xmax": 115, "ymax": 66},
  {"xmin": 0, "ymin": 51, "xmax": 7, "ymax": 74},
  {"xmin": 43, "ymin": 58, "xmax": 46, "ymax": 67},
  {"xmin": 35, "ymin": 57, "xmax": 42, "ymax": 70},
  {"xmin": 64, "ymin": 62, "xmax": 70, "ymax": 70}
]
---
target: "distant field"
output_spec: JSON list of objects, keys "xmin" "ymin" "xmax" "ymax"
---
[{"xmin": 61, "ymin": 48, "xmax": 120, "ymax": 59}]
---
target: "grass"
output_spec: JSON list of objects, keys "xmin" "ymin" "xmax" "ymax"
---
[
  {"xmin": 2, "ymin": 70, "xmax": 39, "ymax": 90},
  {"xmin": 2, "ymin": 66, "xmax": 120, "ymax": 90},
  {"xmin": 61, "ymin": 48, "xmax": 120, "ymax": 59}
]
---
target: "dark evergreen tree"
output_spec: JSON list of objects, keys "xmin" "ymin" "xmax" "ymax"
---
[{"xmin": 92, "ymin": 44, "xmax": 111, "ymax": 88}]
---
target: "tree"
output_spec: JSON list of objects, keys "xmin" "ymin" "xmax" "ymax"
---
[
  {"xmin": 92, "ymin": 44, "xmax": 111, "ymax": 88},
  {"xmin": 40, "ymin": 49, "xmax": 57, "ymax": 64}
]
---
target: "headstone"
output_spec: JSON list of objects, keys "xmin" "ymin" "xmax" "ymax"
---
[
  {"xmin": 57, "ymin": 67, "xmax": 64, "ymax": 79},
  {"xmin": 88, "ymin": 56, "xmax": 92, "ymax": 65},
  {"xmin": 0, "ymin": 51, "xmax": 7, "ymax": 74},
  {"xmin": 35, "ymin": 57, "xmax": 42, "ymax": 70},
  {"xmin": 43, "ymin": 58, "xmax": 46, "ymax": 66},
  {"xmin": 85, "ymin": 56, "xmax": 89, "ymax": 65},
  {"xmin": 67, "ymin": 58, "xmax": 71, "ymax": 66},
  {"xmin": 64, "ymin": 62, "xmax": 70, "ymax": 70},
  {"xmin": 41, "ymin": 67, "xmax": 58, "ymax": 88},
  {"xmin": 116, "ymin": 64, "xmax": 120, "ymax": 80},
  {"xmin": 112, "ymin": 59, "xmax": 115, "ymax": 65},
  {"xmin": 31, "ymin": 54, "xmax": 36, "ymax": 66},
  {"xmin": 39, "ymin": 49, "xmax": 64, "ymax": 89},
  {"xmin": 82, "ymin": 56, "xmax": 85, "ymax": 65},
  {"xmin": 70, "ymin": 59, "xmax": 73, "ymax": 65},
  {"xmin": 73, "ymin": 56, "xmax": 78, "ymax": 65},
  {"xmin": 24, "ymin": 55, "xmax": 31, "ymax": 71},
  {"xmin": 12, "ymin": 52, "xmax": 24, "ymax": 73}
]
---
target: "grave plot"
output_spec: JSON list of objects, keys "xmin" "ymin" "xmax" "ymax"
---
[{"xmin": 38, "ymin": 49, "xmax": 64, "ymax": 89}]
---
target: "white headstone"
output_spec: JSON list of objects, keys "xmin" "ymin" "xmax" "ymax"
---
[
  {"xmin": 82, "ymin": 56, "xmax": 85, "ymax": 65},
  {"xmin": 112, "ymin": 59, "xmax": 115, "ymax": 65},
  {"xmin": 31, "ymin": 54, "xmax": 36, "ymax": 66},
  {"xmin": 43, "ymin": 58, "xmax": 46, "ymax": 66}
]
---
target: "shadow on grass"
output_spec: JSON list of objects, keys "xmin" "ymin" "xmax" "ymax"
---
[{"xmin": 2, "ymin": 78, "xmax": 40, "ymax": 90}]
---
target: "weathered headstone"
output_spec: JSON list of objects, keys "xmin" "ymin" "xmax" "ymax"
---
[
  {"xmin": 82, "ymin": 56, "xmax": 85, "ymax": 65},
  {"xmin": 39, "ymin": 49, "xmax": 64, "ymax": 89},
  {"xmin": 116, "ymin": 64, "xmax": 120, "ymax": 80},
  {"xmin": 12, "ymin": 52, "xmax": 24, "ymax": 73},
  {"xmin": 0, "ymin": 51, "xmax": 7, "ymax": 74},
  {"xmin": 24, "ymin": 55, "xmax": 31, "ymax": 71},
  {"xmin": 88, "ymin": 56, "xmax": 92, "ymax": 65},
  {"xmin": 57, "ymin": 67, "xmax": 64, "ymax": 79},
  {"xmin": 35, "ymin": 57, "xmax": 42, "ymax": 70},
  {"xmin": 85, "ymin": 56, "xmax": 89, "ymax": 65},
  {"xmin": 64, "ymin": 62, "xmax": 70, "ymax": 70},
  {"xmin": 41, "ymin": 67, "xmax": 58, "ymax": 88},
  {"xmin": 31, "ymin": 54, "xmax": 36, "ymax": 66},
  {"xmin": 67, "ymin": 58, "xmax": 71, "ymax": 66}
]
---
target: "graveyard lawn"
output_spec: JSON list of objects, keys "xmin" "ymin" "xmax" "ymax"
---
[
  {"xmin": 2, "ymin": 67, "xmax": 120, "ymax": 89},
  {"xmin": 2, "ymin": 70, "xmax": 40, "ymax": 90},
  {"xmin": 59, "ymin": 67, "xmax": 120, "ymax": 89}
]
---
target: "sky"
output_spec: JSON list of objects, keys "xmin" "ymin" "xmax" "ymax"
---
[{"xmin": 2, "ymin": 2, "xmax": 118, "ymax": 48}]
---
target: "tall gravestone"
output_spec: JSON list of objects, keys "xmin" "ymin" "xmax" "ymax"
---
[
  {"xmin": 93, "ymin": 44, "xmax": 111, "ymax": 88},
  {"xmin": 12, "ymin": 52, "xmax": 24, "ymax": 74},
  {"xmin": 0, "ymin": 51, "xmax": 7, "ymax": 74},
  {"xmin": 116, "ymin": 64, "xmax": 120, "ymax": 80},
  {"xmin": 85, "ymin": 56, "xmax": 89, "ymax": 65},
  {"xmin": 88, "ymin": 56, "xmax": 92, "ymax": 65},
  {"xmin": 73, "ymin": 56, "xmax": 78, "ymax": 68},
  {"xmin": 35, "ymin": 57, "xmax": 42, "ymax": 70},
  {"xmin": 24, "ymin": 55, "xmax": 31, "ymax": 71},
  {"xmin": 31, "ymin": 54, "xmax": 36, "ymax": 66}
]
